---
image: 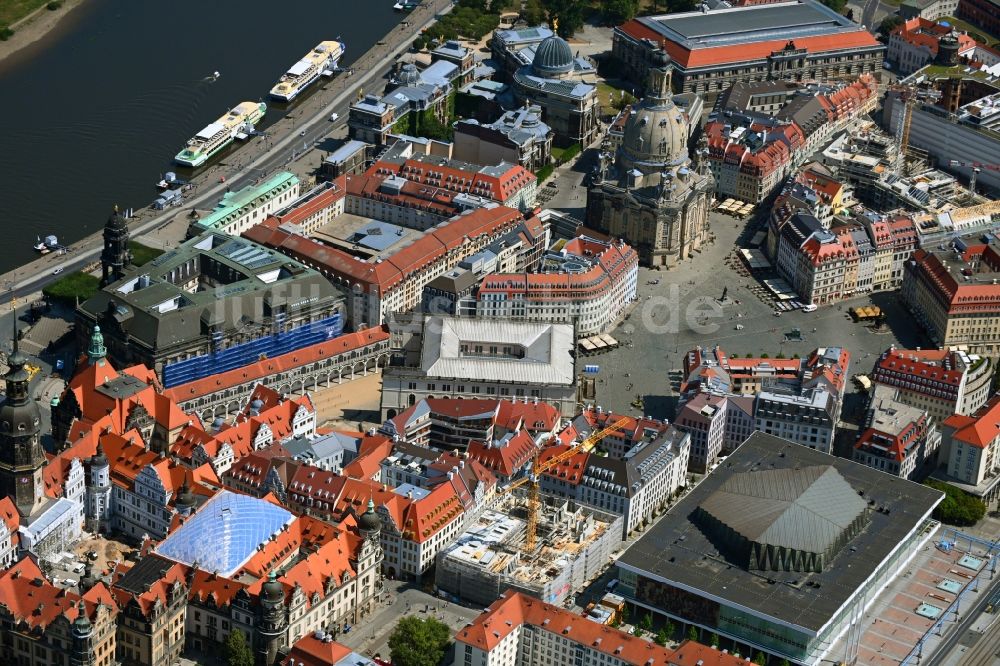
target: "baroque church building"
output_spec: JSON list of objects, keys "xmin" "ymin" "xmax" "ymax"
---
[{"xmin": 586, "ymin": 53, "xmax": 714, "ymax": 267}]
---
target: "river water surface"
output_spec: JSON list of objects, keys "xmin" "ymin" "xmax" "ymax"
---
[{"xmin": 0, "ymin": 0, "xmax": 403, "ymax": 273}]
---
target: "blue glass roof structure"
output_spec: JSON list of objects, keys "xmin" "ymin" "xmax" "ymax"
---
[{"xmin": 155, "ymin": 491, "xmax": 294, "ymax": 576}]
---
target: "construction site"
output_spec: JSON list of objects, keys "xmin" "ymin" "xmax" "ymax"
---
[{"xmin": 434, "ymin": 493, "xmax": 622, "ymax": 607}]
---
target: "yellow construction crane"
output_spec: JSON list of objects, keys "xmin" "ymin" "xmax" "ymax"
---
[
  {"xmin": 500, "ymin": 416, "xmax": 631, "ymax": 552},
  {"xmin": 888, "ymin": 84, "xmax": 940, "ymax": 177}
]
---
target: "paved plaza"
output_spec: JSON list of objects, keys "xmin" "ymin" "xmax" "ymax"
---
[
  {"xmin": 335, "ymin": 580, "xmax": 482, "ymax": 661},
  {"xmin": 582, "ymin": 207, "xmax": 926, "ymax": 420}
]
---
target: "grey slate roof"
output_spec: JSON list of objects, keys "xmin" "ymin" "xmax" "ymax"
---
[
  {"xmin": 638, "ymin": 1, "xmax": 862, "ymax": 50},
  {"xmin": 699, "ymin": 465, "xmax": 867, "ymax": 554},
  {"xmin": 78, "ymin": 232, "xmax": 341, "ymax": 353},
  {"xmin": 617, "ymin": 431, "xmax": 944, "ymax": 633}
]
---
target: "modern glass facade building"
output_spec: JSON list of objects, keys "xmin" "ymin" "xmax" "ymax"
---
[{"xmin": 615, "ymin": 432, "xmax": 943, "ymax": 665}]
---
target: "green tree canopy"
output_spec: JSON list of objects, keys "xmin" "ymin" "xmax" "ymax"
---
[
  {"xmin": 687, "ymin": 626, "xmax": 699, "ymax": 642},
  {"xmin": 604, "ymin": 0, "xmax": 639, "ymax": 24},
  {"xmin": 388, "ymin": 616, "xmax": 452, "ymax": 666},
  {"xmin": 925, "ymin": 480, "xmax": 986, "ymax": 526},
  {"xmin": 523, "ymin": 0, "xmax": 546, "ymax": 25},
  {"xmin": 542, "ymin": 0, "xmax": 585, "ymax": 37},
  {"xmin": 129, "ymin": 241, "xmax": 164, "ymax": 267},
  {"xmin": 224, "ymin": 630, "xmax": 254, "ymax": 666},
  {"xmin": 654, "ymin": 628, "xmax": 669, "ymax": 646},
  {"xmin": 878, "ymin": 15, "xmax": 904, "ymax": 38},
  {"xmin": 420, "ymin": 113, "xmax": 453, "ymax": 142}
]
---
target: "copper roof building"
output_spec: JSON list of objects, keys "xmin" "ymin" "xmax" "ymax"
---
[
  {"xmin": 613, "ymin": 0, "xmax": 884, "ymax": 95},
  {"xmin": 490, "ymin": 27, "xmax": 601, "ymax": 146},
  {"xmin": 76, "ymin": 232, "xmax": 345, "ymax": 388},
  {"xmin": 615, "ymin": 431, "xmax": 943, "ymax": 665}
]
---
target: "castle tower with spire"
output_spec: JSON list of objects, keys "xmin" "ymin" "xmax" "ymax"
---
[
  {"xmin": 52, "ymin": 325, "xmax": 112, "ymax": 446},
  {"xmin": 0, "ymin": 307, "xmax": 46, "ymax": 517},
  {"xmin": 354, "ymin": 497, "xmax": 384, "ymax": 622},
  {"xmin": 258, "ymin": 570, "xmax": 288, "ymax": 665},
  {"xmin": 69, "ymin": 599, "xmax": 95, "ymax": 666},
  {"xmin": 101, "ymin": 206, "xmax": 132, "ymax": 287}
]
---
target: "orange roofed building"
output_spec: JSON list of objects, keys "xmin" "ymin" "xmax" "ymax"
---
[
  {"xmin": 887, "ymin": 18, "xmax": 977, "ymax": 75},
  {"xmin": 871, "ymin": 346, "xmax": 993, "ymax": 423},
  {"xmin": 0, "ymin": 497, "xmax": 19, "ymax": 569},
  {"xmin": 169, "ymin": 383, "xmax": 316, "ymax": 476},
  {"xmin": 704, "ymin": 118, "xmax": 805, "ymax": 204},
  {"xmin": 454, "ymin": 591, "xmax": 748, "ymax": 666},
  {"xmin": 612, "ymin": 0, "xmax": 883, "ymax": 95},
  {"xmin": 162, "ymin": 325, "xmax": 391, "ymax": 423},
  {"xmin": 281, "ymin": 633, "xmax": 377, "ymax": 666},
  {"xmin": 245, "ymin": 205, "xmax": 547, "ymax": 328},
  {"xmin": 902, "ymin": 243, "xmax": 1000, "ymax": 356},
  {"xmin": 223, "ymin": 434, "xmax": 496, "ymax": 581},
  {"xmin": 475, "ymin": 235, "xmax": 639, "ymax": 336},
  {"xmin": 0, "ymin": 557, "xmax": 118, "ymax": 666},
  {"xmin": 380, "ymin": 396, "xmax": 562, "ymax": 451},
  {"xmin": 106, "ymin": 491, "xmax": 383, "ymax": 666},
  {"xmin": 44, "ymin": 327, "xmax": 219, "ymax": 541},
  {"xmin": 939, "ymin": 395, "xmax": 1000, "ymax": 503},
  {"xmin": 853, "ymin": 385, "xmax": 940, "ymax": 480}
]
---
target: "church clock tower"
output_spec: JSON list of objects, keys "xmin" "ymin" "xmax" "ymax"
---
[
  {"xmin": 0, "ymin": 310, "xmax": 45, "ymax": 517},
  {"xmin": 101, "ymin": 206, "xmax": 132, "ymax": 287}
]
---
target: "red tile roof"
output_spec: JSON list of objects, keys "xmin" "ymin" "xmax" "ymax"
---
[
  {"xmin": 873, "ymin": 347, "xmax": 965, "ymax": 391},
  {"xmin": 346, "ymin": 170, "xmax": 462, "ymax": 216},
  {"xmin": 341, "ymin": 435, "xmax": 393, "ymax": 480},
  {"xmin": 618, "ymin": 19, "xmax": 880, "ymax": 69},
  {"xmin": 171, "ymin": 391, "xmax": 313, "ymax": 464},
  {"xmin": 269, "ymin": 176, "xmax": 347, "ymax": 227},
  {"xmin": 281, "ymin": 635, "xmax": 355, "ymax": 666},
  {"xmin": 538, "ymin": 444, "xmax": 589, "ymax": 486},
  {"xmin": 892, "ymin": 18, "xmax": 977, "ymax": 58},
  {"xmin": 246, "ymin": 206, "xmax": 531, "ymax": 296},
  {"xmin": 478, "ymin": 238, "xmax": 638, "ymax": 302},
  {"xmin": 456, "ymin": 592, "xmax": 745, "ymax": 665},
  {"xmin": 908, "ymin": 247, "xmax": 1000, "ymax": 314},
  {"xmin": 370, "ymin": 157, "xmax": 536, "ymax": 204},
  {"xmin": 704, "ymin": 120, "xmax": 804, "ymax": 178},
  {"xmin": 0, "ymin": 558, "xmax": 119, "ymax": 629},
  {"xmin": 855, "ymin": 411, "xmax": 929, "ymax": 463},
  {"xmin": 0, "ymin": 496, "xmax": 19, "ymax": 537},
  {"xmin": 62, "ymin": 359, "xmax": 191, "ymax": 441},
  {"xmin": 944, "ymin": 395, "xmax": 1000, "ymax": 449},
  {"xmin": 467, "ymin": 430, "xmax": 538, "ymax": 478}
]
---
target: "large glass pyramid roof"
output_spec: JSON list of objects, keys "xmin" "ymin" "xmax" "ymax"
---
[{"xmin": 155, "ymin": 490, "xmax": 294, "ymax": 577}]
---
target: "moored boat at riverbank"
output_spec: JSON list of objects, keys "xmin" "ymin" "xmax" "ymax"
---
[
  {"xmin": 269, "ymin": 40, "xmax": 345, "ymax": 102},
  {"xmin": 174, "ymin": 101, "xmax": 267, "ymax": 168}
]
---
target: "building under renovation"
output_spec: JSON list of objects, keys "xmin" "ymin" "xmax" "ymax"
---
[{"xmin": 435, "ymin": 495, "xmax": 622, "ymax": 606}]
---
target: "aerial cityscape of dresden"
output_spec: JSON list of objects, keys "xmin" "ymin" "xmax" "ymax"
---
[{"xmin": 1, "ymin": 0, "xmax": 1000, "ymax": 664}]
